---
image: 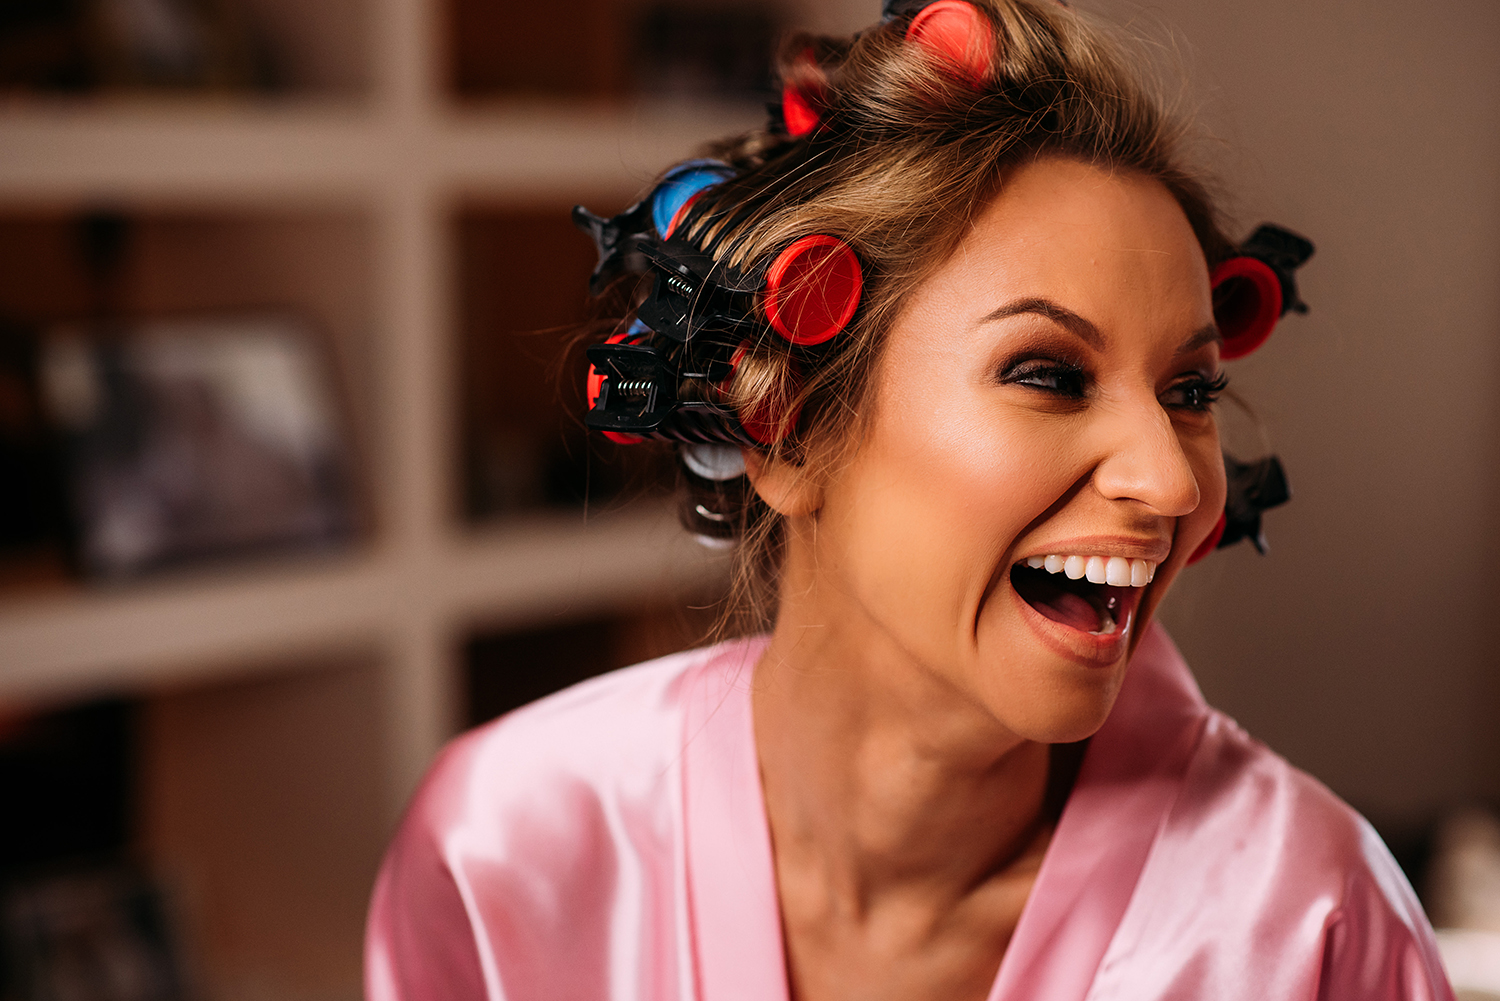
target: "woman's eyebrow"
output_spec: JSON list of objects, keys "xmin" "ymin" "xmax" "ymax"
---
[
  {"xmin": 980, "ymin": 297, "xmax": 1104, "ymax": 349},
  {"xmin": 1177, "ymin": 324, "xmax": 1223, "ymax": 354}
]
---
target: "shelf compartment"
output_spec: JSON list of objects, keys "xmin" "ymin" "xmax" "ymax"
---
[
  {"xmin": 0, "ymin": 0, "xmax": 369, "ymax": 99},
  {"xmin": 466, "ymin": 600, "xmax": 721, "ymax": 726},
  {"xmin": 445, "ymin": 0, "xmax": 783, "ymax": 102},
  {"xmin": 0, "ymin": 207, "xmax": 376, "ymax": 587},
  {"xmin": 142, "ymin": 655, "xmax": 384, "ymax": 1001}
]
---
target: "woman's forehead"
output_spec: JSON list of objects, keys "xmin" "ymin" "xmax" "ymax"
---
[{"xmin": 932, "ymin": 159, "xmax": 1213, "ymax": 323}]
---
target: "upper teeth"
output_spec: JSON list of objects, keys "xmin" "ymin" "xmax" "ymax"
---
[{"xmin": 1024, "ymin": 555, "xmax": 1156, "ymax": 587}]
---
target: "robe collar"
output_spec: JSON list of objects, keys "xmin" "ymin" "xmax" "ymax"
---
[{"xmin": 679, "ymin": 625, "xmax": 1209, "ymax": 1001}]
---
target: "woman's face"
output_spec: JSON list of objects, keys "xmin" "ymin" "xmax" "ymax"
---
[{"xmin": 795, "ymin": 157, "xmax": 1226, "ymax": 743}]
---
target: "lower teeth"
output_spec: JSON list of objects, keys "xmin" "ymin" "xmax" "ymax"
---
[{"xmin": 1090, "ymin": 609, "xmax": 1118, "ymax": 636}]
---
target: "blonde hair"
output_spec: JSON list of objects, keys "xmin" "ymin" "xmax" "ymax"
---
[{"xmin": 594, "ymin": 0, "xmax": 1232, "ymax": 636}]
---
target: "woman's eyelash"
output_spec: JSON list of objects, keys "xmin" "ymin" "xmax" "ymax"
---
[
  {"xmin": 1166, "ymin": 370, "xmax": 1229, "ymax": 411},
  {"xmin": 1001, "ymin": 359, "xmax": 1089, "ymax": 398},
  {"xmin": 999, "ymin": 361, "xmax": 1228, "ymax": 411}
]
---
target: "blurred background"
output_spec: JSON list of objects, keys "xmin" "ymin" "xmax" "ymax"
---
[{"xmin": 0, "ymin": 0, "xmax": 1496, "ymax": 998}]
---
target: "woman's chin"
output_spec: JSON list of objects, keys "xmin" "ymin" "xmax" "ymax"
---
[
  {"xmin": 1006, "ymin": 694, "xmax": 1120, "ymax": 746},
  {"xmin": 972, "ymin": 607, "xmax": 1135, "ymax": 744}
]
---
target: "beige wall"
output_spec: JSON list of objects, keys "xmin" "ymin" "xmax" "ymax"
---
[
  {"xmin": 1130, "ymin": 0, "xmax": 1500, "ymax": 827},
  {"xmin": 806, "ymin": 0, "xmax": 1500, "ymax": 825}
]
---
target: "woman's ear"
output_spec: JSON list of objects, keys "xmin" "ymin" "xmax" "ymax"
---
[{"xmin": 742, "ymin": 448, "xmax": 823, "ymax": 517}]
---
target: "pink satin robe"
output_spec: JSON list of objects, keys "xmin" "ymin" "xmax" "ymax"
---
[{"xmin": 365, "ymin": 624, "xmax": 1454, "ymax": 1000}]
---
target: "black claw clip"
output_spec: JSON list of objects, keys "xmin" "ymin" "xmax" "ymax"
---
[
  {"xmin": 1219, "ymin": 453, "xmax": 1291, "ymax": 554},
  {"xmin": 1213, "ymin": 223, "xmax": 1315, "ymax": 360},
  {"xmin": 572, "ymin": 201, "xmax": 655, "ymax": 296},
  {"xmin": 584, "ymin": 340, "xmax": 679, "ymax": 436},
  {"xmin": 1240, "ymin": 224, "xmax": 1315, "ymax": 317}
]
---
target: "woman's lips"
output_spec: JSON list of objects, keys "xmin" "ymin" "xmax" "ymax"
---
[{"xmin": 1009, "ymin": 557, "xmax": 1150, "ymax": 666}]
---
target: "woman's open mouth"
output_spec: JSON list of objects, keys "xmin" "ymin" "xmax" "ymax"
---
[{"xmin": 1010, "ymin": 555, "xmax": 1156, "ymax": 637}]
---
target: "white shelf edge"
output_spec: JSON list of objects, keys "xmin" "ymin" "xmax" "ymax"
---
[
  {"xmin": 0, "ymin": 99, "xmax": 765, "ymax": 202},
  {"xmin": 0, "ymin": 503, "xmax": 728, "ymax": 706}
]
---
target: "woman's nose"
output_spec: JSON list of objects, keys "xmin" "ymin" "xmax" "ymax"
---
[{"xmin": 1090, "ymin": 401, "xmax": 1201, "ymax": 517}]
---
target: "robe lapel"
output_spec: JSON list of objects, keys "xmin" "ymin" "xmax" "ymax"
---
[
  {"xmin": 681, "ymin": 637, "xmax": 789, "ymax": 1001},
  {"xmin": 987, "ymin": 624, "xmax": 1211, "ymax": 1001},
  {"xmin": 682, "ymin": 626, "xmax": 1208, "ymax": 1001}
]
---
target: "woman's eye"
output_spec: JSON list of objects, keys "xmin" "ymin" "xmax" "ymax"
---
[
  {"xmin": 1003, "ymin": 361, "xmax": 1088, "ymax": 398},
  {"xmin": 1162, "ymin": 371, "xmax": 1229, "ymax": 411}
]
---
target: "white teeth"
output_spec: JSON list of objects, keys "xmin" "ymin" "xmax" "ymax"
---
[
  {"xmin": 1022, "ymin": 553, "xmax": 1160, "ymax": 588},
  {"xmin": 1130, "ymin": 558, "xmax": 1150, "ymax": 587},
  {"xmin": 1085, "ymin": 556, "xmax": 1107, "ymax": 584},
  {"xmin": 1105, "ymin": 556, "xmax": 1131, "ymax": 586}
]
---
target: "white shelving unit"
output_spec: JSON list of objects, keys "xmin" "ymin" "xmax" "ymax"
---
[
  {"xmin": 0, "ymin": 0, "xmax": 749, "ymax": 805},
  {"xmin": 0, "ymin": 3, "xmax": 858, "ymax": 995}
]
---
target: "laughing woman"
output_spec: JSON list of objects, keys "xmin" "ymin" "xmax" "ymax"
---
[{"xmin": 366, "ymin": 1, "xmax": 1452, "ymax": 998}]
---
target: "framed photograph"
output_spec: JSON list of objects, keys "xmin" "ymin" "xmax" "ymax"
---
[{"xmin": 38, "ymin": 313, "xmax": 359, "ymax": 579}]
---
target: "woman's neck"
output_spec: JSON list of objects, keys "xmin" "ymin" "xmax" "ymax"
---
[{"xmin": 754, "ymin": 611, "xmax": 1052, "ymax": 914}]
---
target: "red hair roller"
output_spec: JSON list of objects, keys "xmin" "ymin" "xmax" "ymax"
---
[
  {"xmin": 783, "ymin": 87, "xmax": 823, "ymax": 138},
  {"xmin": 782, "ymin": 48, "xmax": 825, "ymax": 138},
  {"xmin": 1187, "ymin": 511, "xmax": 1227, "ymax": 565},
  {"xmin": 662, "ymin": 190, "xmax": 704, "ymax": 241},
  {"xmin": 586, "ymin": 331, "xmax": 645, "ymax": 444},
  {"xmin": 723, "ymin": 342, "xmax": 804, "ymax": 445},
  {"xmin": 1211, "ymin": 256, "xmax": 1283, "ymax": 361},
  {"xmin": 905, "ymin": 0, "xmax": 996, "ymax": 86},
  {"xmin": 762, "ymin": 234, "xmax": 863, "ymax": 346}
]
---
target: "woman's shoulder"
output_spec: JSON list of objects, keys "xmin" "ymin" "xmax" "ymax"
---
[
  {"xmin": 418, "ymin": 638, "xmax": 752, "ymax": 826},
  {"xmin": 367, "ymin": 638, "xmax": 760, "ymax": 1001},
  {"xmin": 1119, "ymin": 627, "xmax": 1424, "ymax": 907},
  {"xmin": 1182, "ymin": 707, "xmax": 1404, "ymax": 892},
  {"xmin": 1086, "ymin": 629, "xmax": 1451, "ymax": 996},
  {"xmin": 1120, "ymin": 705, "xmax": 1450, "ymax": 996}
]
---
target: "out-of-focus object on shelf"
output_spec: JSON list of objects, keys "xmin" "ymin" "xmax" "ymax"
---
[
  {"xmin": 448, "ymin": 0, "xmax": 784, "ymax": 101},
  {"xmin": 1, "ymin": 863, "xmax": 189, "ymax": 1001},
  {"xmin": 1427, "ymin": 806, "xmax": 1500, "ymax": 1000},
  {"xmin": 0, "ymin": 698, "xmax": 191, "ymax": 1001},
  {"xmin": 0, "ymin": 316, "xmax": 72, "ymax": 586},
  {"xmin": 0, "ymin": 0, "xmax": 93, "ymax": 92},
  {"xmin": 0, "ymin": 0, "xmax": 280, "ymax": 95},
  {"xmin": 39, "ymin": 313, "xmax": 358, "ymax": 579},
  {"xmin": 0, "ymin": 700, "xmax": 132, "ymax": 872}
]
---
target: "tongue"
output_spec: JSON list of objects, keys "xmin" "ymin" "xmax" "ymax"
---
[
  {"xmin": 1011, "ymin": 567, "xmax": 1103, "ymax": 632},
  {"xmin": 1032, "ymin": 590, "xmax": 1101, "ymax": 632}
]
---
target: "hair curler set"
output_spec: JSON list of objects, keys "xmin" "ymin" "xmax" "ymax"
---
[{"xmin": 573, "ymin": 0, "xmax": 1314, "ymax": 561}]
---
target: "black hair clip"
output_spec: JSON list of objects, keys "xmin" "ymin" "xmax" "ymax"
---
[
  {"xmin": 1239, "ymin": 224, "xmax": 1314, "ymax": 317},
  {"xmin": 1218, "ymin": 452, "xmax": 1291, "ymax": 554},
  {"xmin": 572, "ymin": 201, "xmax": 655, "ymax": 297},
  {"xmin": 1214, "ymin": 223, "xmax": 1315, "ymax": 360},
  {"xmin": 635, "ymin": 241, "xmax": 761, "ymax": 345},
  {"xmin": 585, "ymin": 336, "xmax": 756, "ymax": 445}
]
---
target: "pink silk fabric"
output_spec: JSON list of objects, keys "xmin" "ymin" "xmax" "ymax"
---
[{"xmin": 365, "ymin": 625, "xmax": 1455, "ymax": 1000}]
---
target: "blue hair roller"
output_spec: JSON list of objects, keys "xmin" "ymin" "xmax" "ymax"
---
[{"xmin": 650, "ymin": 160, "xmax": 736, "ymax": 238}]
